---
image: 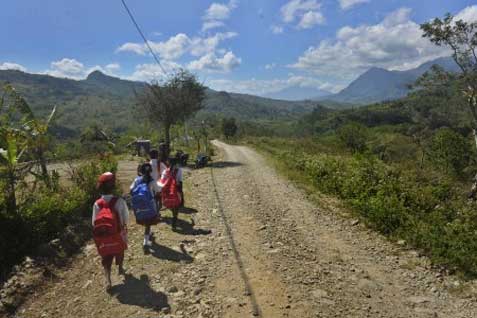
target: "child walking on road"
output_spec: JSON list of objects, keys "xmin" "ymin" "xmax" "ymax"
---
[
  {"xmin": 130, "ymin": 163, "xmax": 161, "ymax": 254},
  {"xmin": 92, "ymin": 172, "xmax": 129, "ymax": 291},
  {"xmin": 159, "ymin": 158, "xmax": 184, "ymax": 230}
]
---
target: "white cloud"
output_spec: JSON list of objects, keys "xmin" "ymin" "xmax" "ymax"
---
[
  {"xmin": 46, "ymin": 58, "xmax": 85, "ymax": 79},
  {"xmin": 127, "ymin": 61, "xmax": 182, "ymax": 82},
  {"xmin": 209, "ymin": 75, "xmax": 342, "ymax": 96},
  {"xmin": 339, "ymin": 0, "xmax": 370, "ymax": 10},
  {"xmin": 117, "ymin": 32, "xmax": 238, "ymax": 61},
  {"xmin": 455, "ymin": 5, "xmax": 477, "ymax": 22},
  {"xmin": 280, "ymin": 0, "xmax": 324, "ymax": 30},
  {"xmin": 188, "ymin": 51, "xmax": 241, "ymax": 72},
  {"xmin": 116, "ymin": 42, "xmax": 146, "ymax": 55},
  {"xmin": 43, "ymin": 58, "xmax": 121, "ymax": 79},
  {"xmin": 202, "ymin": 1, "xmax": 238, "ymax": 32},
  {"xmin": 0, "ymin": 62, "xmax": 27, "ymax": 72},
  {"xmin": 298, "ymin": 11, "xmax": 325, "ymax": 29},
  {"xmin": 281, "ymin": 0, "xmax": 321, "ymax": 23},
  {"xmin": 189, "ymin": 32, "xmax": 238, "ymax": 57},
  {"xmin": 291, "ymin": 7, "xmax": 453, "ymax": 81},
  {"xmin": 271, "ymin": 25, "xmax": 284, "ymax": 34},
  {"xmin": 202, "ymin": 21, "xmax": 226, "ymax": 32},
  {"xmin": 117, "ymin": 33, "xmax": 190, "ymax": 60},
  {"xmin": 105, "ymin": 63, "xmax": 120, "ymax": 73}
]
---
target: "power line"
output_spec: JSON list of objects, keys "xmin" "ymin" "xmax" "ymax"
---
[{"xmin": 120, "ymin": 0, "xmax": 167, "ymax": 75}]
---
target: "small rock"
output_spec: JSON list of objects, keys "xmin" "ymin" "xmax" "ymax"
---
[
  {"xmin": 407, "ymin": 296, "xmax": 433, "ymax": 304},
  {"xmin": 350, "ymin": 219, "xmax": 359, "ymax": 226},
  {"xmin": 168, "ymin": 286, "xmax": 179, "ymax": 293}
]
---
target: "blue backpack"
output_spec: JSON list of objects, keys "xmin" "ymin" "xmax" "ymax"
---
[{"xmin": 131, "ymin": 177, "xmax": 158, "ymax": 222}]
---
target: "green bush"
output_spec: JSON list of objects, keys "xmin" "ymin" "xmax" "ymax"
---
[
  {"xmin": 255, "ymin": 137, "xmax": 477, "ymax": 277},
  {"xmin": 0, "ymin": 154, "xmax": 118, "ymax": 281},
  {"xmin": 429, "ymin": 128, "xmax": 471, "ymax": 176}
]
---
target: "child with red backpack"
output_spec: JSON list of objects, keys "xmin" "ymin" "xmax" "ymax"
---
[
  {"xmin": 158, "ymin": 157, "xmax": 184, "ymax": 230},
  {"xmin": 130, "ymin": 163, "xmax": 161, "ymax": 254},
  {"xmin": 92, "ymin": 172, "xmax": 129, "ymax": 291}
]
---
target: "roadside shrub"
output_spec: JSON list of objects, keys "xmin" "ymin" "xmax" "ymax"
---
[
  {"xmin": 255, "ymin": 137, "xmax": 477, "ymax": 277},
  {"xmin": 337, "ymin": 122, "xmax": 368, "ymax": 153},
  {"xmin": 0, "ymin": 154, "xmax": 118, "ymax": 282},
  {"xmin": 429, "ymin": 128, "xmax": 471, "ymax": 176}
]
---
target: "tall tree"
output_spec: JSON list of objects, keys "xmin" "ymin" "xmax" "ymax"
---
[
  {"xmin": 222, "ymin": 117, "xmax": 238, "ymax": 139},
  {"xmin": 137, "ymin": 70, "xmax": 206, "ymax": 147},
  {"xmin": 420, "ymin": 14, "xmax": 477, "ymax": 148}
]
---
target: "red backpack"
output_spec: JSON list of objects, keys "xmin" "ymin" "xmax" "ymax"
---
[
  {"xmin": 93, "ymin": 197, "xmax": 126, "ymax": 256},
  {"xmin": 161, "ymin": 168, "xmax": 182, "ymax": 209}
]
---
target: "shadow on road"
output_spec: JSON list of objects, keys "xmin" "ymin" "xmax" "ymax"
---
[
  {"xmin": 178, "ymin": 206, "xmax": 198, "ymax": 214},
  {"xmin": 162, "ymin": 216, "xmax": 212, "ymax": 236},
  {"xmin": 109, "ymin": 274, "xmax": 169, "ymax": 311},
  {"xmin": 150, "ymin": 241, "xmax": 193, "ymax": 263},
  {"xmin": 208, "ymin": 161, "xmax": 243, "ymax": 169}
]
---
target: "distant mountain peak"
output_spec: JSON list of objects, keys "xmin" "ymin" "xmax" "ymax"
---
[{"xmin": 86, "ymin": 70, "xmax": 113, "ymax": 81}]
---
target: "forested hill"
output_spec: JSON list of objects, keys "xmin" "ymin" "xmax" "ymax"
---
[{"xmin": 0, "ymin": 70, "xmax": 322, "ymax": 137}]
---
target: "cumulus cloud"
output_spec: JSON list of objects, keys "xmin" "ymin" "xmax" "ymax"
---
[
  {"xmin": 291, "ymin": 7, "xmax": 457, "ymax": 81},
  {"xmin": 298, "ymin": 11, "xmax": 325, "ymax": 29},
  {"xmin": 46, "ymin": 58, "xmax": 86, "ymax": 79},
  {"xmin": 188, "ymin": 51, "xmax": 241, "ymax": 72},
  {"xmin": 0, "ymin": 62, "xmax": 27, "ymax": 72},
  {"xmin": 209, "ymin": 74, "xmax": 342, "ymax": 96},
  {"xmin": 339, "ymin": 0, "xmax": 370, "ymax": 10},
  {"xmin": 280, "ymin": 0, "xmax": 324, "ymax": 30},
  {"xmin": 117, "ymin": 32, "xmax": 238, "ymax": 61},
  {"xmin": 202, "ymin": 0, "xmax": 238, "ymax": 32},
  {"xmin": 455, "ymin": 5, "xmax": 477, "ymax": 22},
  {"xmin": 127, "ymin": 61, "xmax": 182, "ymax": 82},
  {"xmin": 43, "ymin": 58, "xmax": 121, "ymax": 79}
]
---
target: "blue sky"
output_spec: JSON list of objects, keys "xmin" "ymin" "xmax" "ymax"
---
[{"xmin": 0, "ymin": 0, "xmax": 476, "ymax": 96}]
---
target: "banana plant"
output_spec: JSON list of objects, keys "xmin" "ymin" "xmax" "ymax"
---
[
  {"xmin": 0, "ymin": 130, "xmax": 28, "ymax": 214},
  {"xmin": 1, "ymin": 84, "xmax": 57, "ymax": 187}
]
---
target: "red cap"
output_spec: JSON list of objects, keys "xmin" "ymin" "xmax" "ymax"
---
[{"xmin": 97, "ymin": 172, "xmax": 115, "ymax": 184}]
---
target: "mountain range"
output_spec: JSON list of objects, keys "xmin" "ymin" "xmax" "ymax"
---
[
  {"xmin": 264, "ymin": 85, "xmax": 331, "ymax": 101},
  {"xmin": 318, "ymin": 56, "xmax": 459, "ymax": 105},
  {"xmin": 0, "ymin": 69, "xmax": 322, "ymax": 137}
]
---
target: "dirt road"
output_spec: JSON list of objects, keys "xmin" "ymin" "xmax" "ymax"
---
[{"xmin": 13, "ymin": 141, "xmax": 477, "ymax": 318}]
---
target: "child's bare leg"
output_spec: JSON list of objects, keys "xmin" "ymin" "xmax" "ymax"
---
[{"xmin": 102, "ymin": 256, "xmax": 113, "ymax": 290}]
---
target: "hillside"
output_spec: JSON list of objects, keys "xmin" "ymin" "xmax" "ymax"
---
[
  {"xmin": 264, "ymin": 85, "xmax": 331, "ymax": 101},
  {"xmin": 321, "ymin": 56, "xmax": 459, "ymax": 105},
  {"xmin": 0, "ymin": 70, "xmax": 324, "ymax": 137}
]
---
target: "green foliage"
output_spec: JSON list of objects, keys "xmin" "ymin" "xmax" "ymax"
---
[
  {"xmin": 337, "ymin": 122, "xmax": 368, "ymax": 153},
  {"xmin": 0, "ymin": 154, "xmax": 118, "ymax": 280},
  {"xmin": 136, "ymin": 69, "xmax": 206, "ymax": 146},
  {"xmin": 251, "ymin": 137, "xmax": 477, "ymax": 277},
  {"xmin": 222, "ymin": 117, "xmax": 238, "ymax": 139},
  {"xmin": 429, "ymin": 128, "xmax": 471, "ymax": 176}
]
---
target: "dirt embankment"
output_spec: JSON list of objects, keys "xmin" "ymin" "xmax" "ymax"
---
[{"xmin": 4, "ymin": 142, "xmax": 477, "ymax": 318}]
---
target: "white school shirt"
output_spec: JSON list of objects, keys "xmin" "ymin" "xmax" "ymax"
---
[
  {"xmin": 150, "ymin": 159, "xmax": 167, "ymax": 182},
  {"xmin": 129, "ymin": 176, "xmax": 161, "ymax": 195},
  {"xmin": 92, "ymin": 195, "xmax": 129, "ymax": 227}
]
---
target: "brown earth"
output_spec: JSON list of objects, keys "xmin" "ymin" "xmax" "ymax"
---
[{"xmin": 7, "ymin": 141, "xmax": 477, "ymax": 318}]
